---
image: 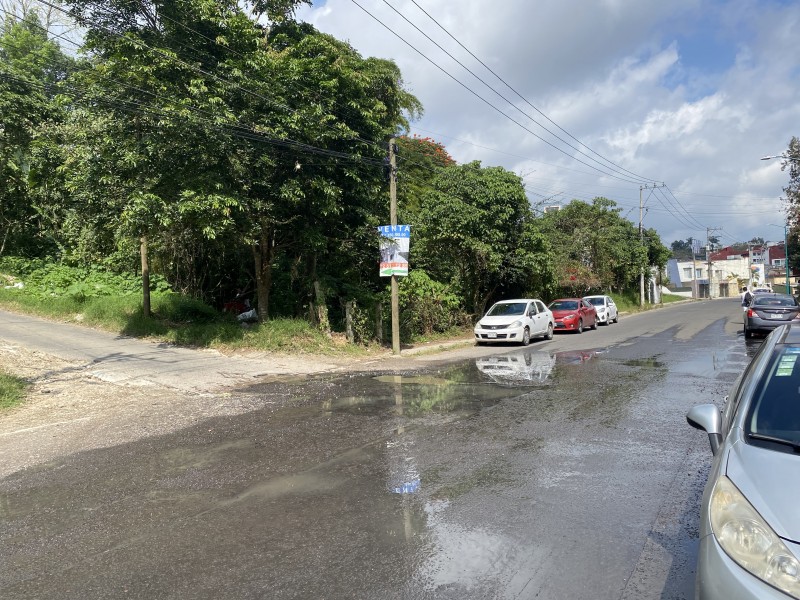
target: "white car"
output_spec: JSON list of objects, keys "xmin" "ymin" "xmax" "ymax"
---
[
  {"xmin": 583, "ymin": 295, "xmax": 619, "ymax": 325},
  {"xmin": 474, "ymin": 299, "xmax": 554, "ymax": 345}
]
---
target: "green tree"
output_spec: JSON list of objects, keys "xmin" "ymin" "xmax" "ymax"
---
[
  {"xmin": 536, "ymin": 198, "xmax": 647, "ymax": 296},
  {"xmin": 413, "ymin": 161, "xmax": 551, "ymax": 315},
  {"xmin": 0, "ymin": 10, "xmax": 71, "ymax": 256},
  {"xmin": 396, "ymin": 134, "xmax": 454, "ymax": 217},
  {"xmin": 781, "ymin": 137, "xmax": 800, "ymax": 275}
]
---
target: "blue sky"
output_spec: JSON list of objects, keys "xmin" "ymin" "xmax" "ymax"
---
[{"xmin": 297, "ymin": 0, "xmax": 800, "ymax": 248}]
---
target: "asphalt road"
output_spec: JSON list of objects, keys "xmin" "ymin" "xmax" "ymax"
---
[{"xmin": 0, "ymin": 299, "xmax": 757, "ymax": 599}]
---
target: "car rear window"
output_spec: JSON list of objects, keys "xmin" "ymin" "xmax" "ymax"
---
[
  {"xmin": 746, "ymin": 346, "xmax": 800, "ymax": 445},
  {"xmin": 754, "ymin": 296, "xmax": 798, "ymax": 307}
]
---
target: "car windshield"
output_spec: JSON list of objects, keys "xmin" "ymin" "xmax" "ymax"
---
[
  {"xmin": 486, "ymin": 302, "xmax": 526, "ymax": 316},
  {"xmin": 747, "ymin": 345, "xmax": 800, "ymax": 449},
  {"xmin": 549, "ymin": 300, "xmax": 578, "ymax": 310},
  {"xmin": 585, "ymin": 297, "xmax": 605, "ymax": 306},
  {"xmin": 753, "ymin": 296, "xmax": 798, "ymax": 308}
]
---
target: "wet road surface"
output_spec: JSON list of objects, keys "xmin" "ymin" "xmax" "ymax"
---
[{"xmin": 0, "ymin": 300, "xmax": 763, "ymax": 599}]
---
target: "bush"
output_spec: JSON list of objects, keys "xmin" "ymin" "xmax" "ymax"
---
[{"xmin": 392, "ymin": 270, "xmax": 466, "ymax": 339}]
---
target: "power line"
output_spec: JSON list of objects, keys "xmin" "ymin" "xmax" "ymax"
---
[
  {"xmin": 348, "ymin": 0, "xmax": 650, "ymax": 185},
  {"xmin": 403, "ymin": 0, "xmax": 656, "ymax": 184}
]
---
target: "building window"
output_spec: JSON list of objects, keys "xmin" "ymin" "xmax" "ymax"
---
[
  {"xmin": 695, "ymin": 268, "xmax": 703, "ymax": 278},
  {"xmin": 683, "ymin": 268, "xmax": 692, "ymax": 279}
]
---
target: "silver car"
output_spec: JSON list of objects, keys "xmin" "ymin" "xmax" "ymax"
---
[{"xmin": 687, "ymin": 324, "xmax": 800, "ymax": 599}]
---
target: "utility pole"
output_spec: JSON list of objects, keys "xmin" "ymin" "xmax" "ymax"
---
[
  {"xmin": 706, "ymin": 227, "xmax": 721, "ymax": 298},
  {"xmin": 389, "ymin": 138, "xmax": 400, "ymax": 355},
  {"xmin": 639, "ymin": 183, "xmax": 666, "ymax": 306}
]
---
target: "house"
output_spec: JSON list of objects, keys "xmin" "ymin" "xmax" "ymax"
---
[{"xmin": 666, "ymin": 242, "xmax": 796, "ymax": 298}]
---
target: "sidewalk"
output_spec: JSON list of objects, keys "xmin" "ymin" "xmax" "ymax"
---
[{"xmin": 0, "ymin": 309, "xmax": 359, "ymax": 393}]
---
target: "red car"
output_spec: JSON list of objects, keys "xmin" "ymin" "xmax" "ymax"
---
[{"xmin": 547, "ymin": 298, "xmax": 597, "ymax": 333}]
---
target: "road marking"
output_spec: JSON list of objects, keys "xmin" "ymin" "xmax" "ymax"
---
[{"xmin": 0, "ymin": 416, "xmax": 93, "ymax": 436}]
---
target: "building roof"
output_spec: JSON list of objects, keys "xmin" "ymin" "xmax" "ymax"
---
[{"xmin": 709, "ymin": 245, "xmax": 748, "ymax": 261}]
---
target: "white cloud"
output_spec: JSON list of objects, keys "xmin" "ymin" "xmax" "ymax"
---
[{"xmin": 298, "ymin": 0, "xmax": 800, "ymax": 245}]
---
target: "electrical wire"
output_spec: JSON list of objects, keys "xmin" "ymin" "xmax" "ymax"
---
[
  {"xmin": 349, "ymin": 0, "xmax": 650, "ymax": 186},
  {"xmin": 401, "ymin": 0, "xmax": 657, "ymax": 184}
]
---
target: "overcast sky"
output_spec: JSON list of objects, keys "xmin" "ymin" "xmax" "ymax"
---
[{"xmin": 297, "ymin": 0, "xmax": 800, "ymax": 248}]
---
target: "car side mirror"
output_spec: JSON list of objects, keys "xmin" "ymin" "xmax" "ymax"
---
[{"xmin": 686, "ymin": 404, "xmax": 723, "ymax": 455}]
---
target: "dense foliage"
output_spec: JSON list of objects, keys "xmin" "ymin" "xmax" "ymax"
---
[
  {"xmin": 782, "ymin": 137, "xmax": 800, "ymax": 275},
  {"xmin": 0, "ymin": 0, "xmax": 673, "ymax": 343}
]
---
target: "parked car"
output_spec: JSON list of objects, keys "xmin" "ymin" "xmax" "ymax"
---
[
  {"xmin": 743, "ymin": 293, "xmax": 800, "ymax": 339},
  {"xmin": 583, "ymin": 295, "xmax": 618, "ymax": 325},
  {"xmin": 547, "ymin": 298, "xmax": 597, "ymax": 333},
  {"xmin": 474, "ymin": 299, "xmax": 554, "ymax": 346},
  {"xmin": 686, "ymin": 324, "xmax": 800, "ymax": 600}
]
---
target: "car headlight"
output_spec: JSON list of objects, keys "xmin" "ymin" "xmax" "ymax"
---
[
  {"xmin": 564, "ymin": 314, "xmax": 576, "ymax": 320},
  {"xmin": 510, "ymin": 320, "xmax": 522, "ymax": 328},
  {"xmin": 710, "ymin": 476, "xmax": 800, "ymax": 597},
  {"xmin": 597, "ymin": 307, "xmax": 606, "ymax": 313}
]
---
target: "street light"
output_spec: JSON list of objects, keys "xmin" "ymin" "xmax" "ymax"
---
[
  {"xmin": 769, "ymin": 223, "xmax": 791, "ymax": 295},
  {"xmin": 761, "ymin": 154, "xmax": 800, "ymax": 162}
]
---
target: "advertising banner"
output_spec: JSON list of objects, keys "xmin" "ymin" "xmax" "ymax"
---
[{"xmin": 378, "ymin": 225, "xmax": 410, "ymax": 277}]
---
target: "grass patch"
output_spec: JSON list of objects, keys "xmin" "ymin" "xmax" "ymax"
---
[
  {"xmin": 660, "ymin": 293, "xmax": 686, "ymax": 304},
  {"xmin": 0, "ymin": 288, "xmax": 365, "ymax": 355},
  {"xmin": 0, "ymin": 370, "xmax": 28, "ymax": 410}
]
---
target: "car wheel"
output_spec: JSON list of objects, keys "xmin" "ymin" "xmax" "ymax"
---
[
  {"xmin": 591, "ymin": 318, "xmax": 598, "ymax": 330},
  {"xmin": 744, "ymin": 324, "xmax": 752, "ymax": 339},
  {"xmin": 576, "ymin": 319, "xmax": 583, "ymax": 334},
  {"xmin": 522, "ymin": 327, "xmax": 531, "ymax": 346},
  {"xmin": 613, "ymin": 313, "xmax": 619, "ymax": 323},
  {"xmin": 545, "ymin": 323, "xmax": 554, "ymax": 340}
]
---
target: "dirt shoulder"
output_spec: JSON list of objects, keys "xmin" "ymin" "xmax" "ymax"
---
[{"xmin": 0, "ymin": 332, "xmax": 476, "ymax": 478}]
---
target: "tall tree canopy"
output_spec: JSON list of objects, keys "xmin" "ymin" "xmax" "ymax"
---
[
  {"xmin": 534, "ymin": 198, "xmax": 656, "ymax": 295},
  {"xmin": 413, "ymin": 160, "xmax": 553, "ymax": 315}
]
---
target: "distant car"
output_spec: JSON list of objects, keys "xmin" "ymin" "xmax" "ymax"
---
[
  {"xmin": 547, "ymin": 298, "xmax": 597, "ymax": 333},
  {"xmin": 743, "ymin": 293, "xmax": 800, "ymax": 338},
  {"xmin": 583, "ymin": 295, "xmax": 618, "ymax": 325},
  {"xmin": 687, "ymin": 324, "xmax": 800, "ymax": 599},
  {"xmin": 474, "ymin": 299, "xmax": 554, "ymax": 346}
]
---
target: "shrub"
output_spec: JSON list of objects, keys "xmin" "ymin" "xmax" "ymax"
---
[{"xmin": 392, "ymin": 270, "xmax": 466, "ymax": 339}]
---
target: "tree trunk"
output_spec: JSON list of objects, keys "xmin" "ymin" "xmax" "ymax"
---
[
  {"xmin": 375, "ymin": 301, "xmax": 383, "ymax": 344},
  {"xmin": 314, "ymin": 280, "xmax": 330, "ymax": 335},
  {"xmin": 253, "ymin": 226, "xmax": 273, "ymax": 322},
  {"xmin": 140, "ymin": 235, "xmax": 150, "ymax": 318},
  {"xmin": 345, "ymin": 300, "xmax": 354, "ymax": 343}
]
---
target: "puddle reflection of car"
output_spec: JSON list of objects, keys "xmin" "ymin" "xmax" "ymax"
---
[
  {"xmin": 555, "ymin": 349, "xmax": 598, "ymax": 365},
  {"xmin": 687, "ymin": 324, "xmax": 800, "ymax": 599},
  {"xmin": 474, "ymin": 299, "xmax": 554, "ymax": 346},
  {"xmin": 475, "ymin": 351, "xmax": 556, "ymax": 385}
]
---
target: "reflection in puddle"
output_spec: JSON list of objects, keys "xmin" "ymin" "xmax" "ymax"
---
[
  {"xmin": 413, "ymin": 499, "xmax": 540, "ymax": 595},
  {"xmin": 475, "ymin": 350, "xmax": 556, "ymax": 386},
  {"xmin": 474, "ymin": 348, "xmax": 607, "ymax": 387}
]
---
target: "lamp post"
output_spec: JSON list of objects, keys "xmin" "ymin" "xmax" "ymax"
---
[{"xmin": 761, "ymin": 154, "xmax": 800, "ymax": 163}]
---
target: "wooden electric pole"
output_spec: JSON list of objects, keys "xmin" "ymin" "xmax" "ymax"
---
[
  {"xmin": 389, "ymin": 138, "xmax": 400, "ymax": 355},
  {"xmin": 639, "ymin": 183, "xmax": 666, "ymax": 306}
]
